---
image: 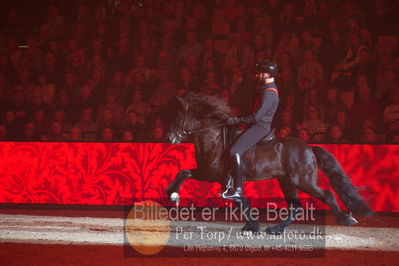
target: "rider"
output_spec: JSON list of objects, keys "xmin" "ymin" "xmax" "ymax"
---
[{"xmin": 222, "ymin": 60, "xmax": 279, "ymax": 200}]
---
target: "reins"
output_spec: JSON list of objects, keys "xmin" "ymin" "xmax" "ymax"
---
[
  {"xmin": 184, "ymin": 123, "xmax": 225, "ymax": 135},
  {"xmin": 182, "ymin": 123, "xmax": 228, "ymax": 151}
]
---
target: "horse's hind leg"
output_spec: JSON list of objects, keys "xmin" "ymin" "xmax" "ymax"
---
[
  {"xmin": 235, "ymin": 197, "xmax": 260, "ymax": 235},
  {"xmin": 266, "ymin": 179, "xmax": 303, "ymax": 235},
  {"xmin": 166, "ymin": 170, "xmax": 192, "ymax": 204},
  {"xmin": 298, "ymin": 178, "xmax": 358, "ymax": 226}
]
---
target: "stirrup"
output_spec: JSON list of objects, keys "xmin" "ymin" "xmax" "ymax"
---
[
  {"xmin": 221, "ymin": 187, "xmax": 243, "ymax": 200},
  {"xmin": 219, "ymin": 176, "xmax": 233, "ymax": 197}
]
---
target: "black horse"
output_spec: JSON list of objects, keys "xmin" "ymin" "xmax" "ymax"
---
[{"xmin": 165, "ymin": 92, "xmax": 373, "ymax": 234}]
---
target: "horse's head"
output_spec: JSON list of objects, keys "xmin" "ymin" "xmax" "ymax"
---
[
  {"xmin": 166, "ymin": 96, "xmax": 200, "ymax": 145},
  {"xmin": 166, "ymin": 93, "xmax": 231, "ymax": 145}
]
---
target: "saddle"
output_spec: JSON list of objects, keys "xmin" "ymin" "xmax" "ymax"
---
[
  {"xmin": 257, "ymin": 130, "xmax": 277, "ymax": 147},
  {"xmin": 228, "ymin": 128, "xmax": 277, "ymax": 148}
]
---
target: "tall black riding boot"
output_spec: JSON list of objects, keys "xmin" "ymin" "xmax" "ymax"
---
[{"xmin": 222, "ymin": 153, "xmax": 244, "ymax": 200}]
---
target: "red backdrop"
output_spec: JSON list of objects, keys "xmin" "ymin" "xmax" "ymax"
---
[{"xmin": 0, "ymin": 142, "xmax": 398, "ymax": 212}]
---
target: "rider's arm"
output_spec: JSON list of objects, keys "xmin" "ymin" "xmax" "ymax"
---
[{"xmin": 237, "ymin": 90, "xmax": 275, "ymax": 125}]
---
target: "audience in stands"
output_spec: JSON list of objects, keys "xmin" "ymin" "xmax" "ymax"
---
[{"xmin": 0, "ymin": 0, "xmax": 398, "ymax": 143}]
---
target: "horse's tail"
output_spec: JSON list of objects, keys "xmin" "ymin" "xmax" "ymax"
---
[{"xmin": 312, "ymin": 146, "xmax": 374, "ymax": 217}]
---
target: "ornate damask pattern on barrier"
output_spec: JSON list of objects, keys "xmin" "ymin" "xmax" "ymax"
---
[{"xmin": 0, "ymin": 142, "xmax": 398, "ymax": 211}]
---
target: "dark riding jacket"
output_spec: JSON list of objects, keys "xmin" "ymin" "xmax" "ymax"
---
[{"xmin": 236, "ymin": 82, "xmax": 279, "ymax": 128}]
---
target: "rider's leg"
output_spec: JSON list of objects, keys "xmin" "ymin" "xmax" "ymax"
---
[
  {"xmin": 222, "ymin": 153, "xmax": 244, "ymax": 199},
  {"xmin": 222, "ymin": 125, "xmax": 268, "ymax": 200}
]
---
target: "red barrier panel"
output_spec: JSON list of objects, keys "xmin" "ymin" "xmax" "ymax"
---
[{"xmin": 0, "ymin": 142, "xmax": 398, "ymax": 211}]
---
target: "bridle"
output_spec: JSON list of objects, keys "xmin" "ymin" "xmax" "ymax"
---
[
  {"xmin": 171, "ymin": 113, "xmax": 227, "ymax": 148},
  {"xmin": 183, "ymin": 123, "xmax": 225, "ymax": 136}
]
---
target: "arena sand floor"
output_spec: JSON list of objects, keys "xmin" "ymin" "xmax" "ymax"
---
[{"xmin": 0, "ymin": 207, "xmax": 398, "ymax": 266}]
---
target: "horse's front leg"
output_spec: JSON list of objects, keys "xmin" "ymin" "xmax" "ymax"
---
[
  {"xmin": 166, "ymin": 170, "xmax": 193, "ymax": 205},
  {"xmin": 234, "ymin": 197, "xmax": 260, "ymax": 235}
]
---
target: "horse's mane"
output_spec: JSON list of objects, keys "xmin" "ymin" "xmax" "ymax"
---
[{"xmin": 183, "ymin": 92, "xmax": 232, "ymax": 120}]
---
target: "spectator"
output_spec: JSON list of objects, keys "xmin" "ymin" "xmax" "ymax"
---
[
  {"xmin": 184, "ymin": 54, "xmax": 201, "ymax": 78},
  {"xmin": 122, "ymin": 129, "xmax": 134, "ymax": 141},
  {"xmin": 97, "ymin": 108, "xmax": 117, "ymax": 131},
  {"xmin": 200, "ymin": 38, "xmax": 223, "ymax": 71},
  {"xmin": 6, "ymin": 39, "xmax": 22, "ymax": 70},
  {"xmin": 0, "ymin": 53, "xmax": 17, "ymax": 84},
  {"xmin": 200, "ymin": 71, "xmax": 222, "ymax": 96},
  {"xmin": 36, "ymin": 72, "xmax": 55, "ymax": 105},
  {"xmin": 67, "ymin": 54, "xmax": 88, "ymax": 84},
  {"xmin": 156, "ymin": 49, "xmax": 176, "ymax": 71},
  {"xmin": 15, "ymin": 68, "xmax": 35, "ymax": 104},
  {"xmin": 352, "ymin": 48, "xmax": 376, "ymax": 88},
  {"xmin": 383, "ymin": 90, "xmax": 399, "ymax": 139},
  {"xmin": 42, "ymin": 51, "xmax": 63, "ymax": 86},
  {"xmin": 368, "ymin": 0, "xmax": 395, "ymax": 36},
  {"xmin": 347, "ymin": 15, "xmax": 372, "ymax": 49},
  {"xmin": 325, "ymin": 124, "xmax": 348, "ymax": 143},
  {"xmin": 129, "ymin": 70, "xmax": 151, "ymax": 101},
  {"xmin": 97, "ymin": 90, "xmax": 123, "ymax": 127},
  {"xmin": 319, "ymin": 31, "xmax": 346, "ymax": 77},
  {"xmin": 176, "ymin": 68, "xmax": 199, "ymax": 95},
  {"xmin": 152, "ymin": 69, "xmax": 176, "ymax": 103},
  {"xmin": 176, "ymin": 31, "xmax": 204, "ymax": 68},
  {"xmin": 0, "ymin": 1, "xmax": 396, "ymax": 143},
  {"xmin": 0, "ymin": 73, "xmax": 12, "ymax": 104},
  {"xmin": 360, "ymin": 126, "xmax": 378, "ymax": 143},
  {"xmin": 297, "ymin": 49, "xmax": 324, "ymax": 84},
  {"xmin": 48, "ymin": 121, "xmax": 68, "ymax": 140},
  {"xmin": 298, "ymin": 128, "xmax": 310, "ymax": 143},
  {"xmin": 76, "ymin": 108, "xmax": 98, "ymax": 140},
  {"xmin": 224, "ymin": 33, "xmax": 254, "ymax": 73},
  {"xmin": 375, "ymin": 69, "xmax": 399, "ymax": 107},
  {"xmin": 107, "ymin": 71, "xmax": 126, "ymax": 104},
  {"xmin": 73, "ymin": 84, "xmax": 98, "ymax": 120},
  {"xmin": 324, "ymin": 87, "xmax": 349, "ymax": 124},
  {"xmin": 46, "ymin": 5, "xmax": 66, "ymax": 39},
  {"xmin": 351, "ymin": 84, "xmax": 381, "ymax": 133},
  {"xmin": 334, "ymin": 32, "xmax": 368, "ymax": 73},
  {"xmin": 334, "ymin": 110, "xmax": 356, "ymax": 141},
  {"xmin": 68, "ymin": 126, "xmax": 81, "ymax": 141},
  {"xmin": 232, "ymin": 17, "xmax": 252, "ymax": 44},
  {"xmin": 87, "ymin": 68, "xmax": 107, "ymax": 103},
  {"xmin": 125, "ymin": 90, "xmax": 152, "ymax": 125},
  {"xmin": 300, "ymin": 105, "xmax": 328, "ymax": 142},
  {"xmin": 0, "ymin": 124, "xmax": 7, "ymax": 140},
  {"xmin": 230, "ymin": 67, "xmax": 257, "ymax": 113},
  {"xmin": 151, "ymin": 126, "xmax": 165, "ymax": 142},
  {"xmin": 276, "ymin": 66, "xmax": 296, "ymax": 99},
  {"xmin": 276, "ymin": 126, "xmax": 292, "ymax": 139},
  {"xmin": 3, "ymin": 110, "xmax": 18, "ymax": 139},
  {"xmin": 122, "ymin": 110, "xmax": 145, "ymax": 140},
  {"xmin": 32, "ymin": 109, "xmax": 49, "ymax": 136},
  {"xmin": 21, "ymin": 122, "xmax": 38, "ymax": 141},
  {"xmin": 253, "ymin": 15, "xmax": 273, "ymax": 55},
  {"xmin": 130, "ymin": 55, "xmax": 155, "ymax": 81},
  {"xmin": 53, "ymin": 109, "xmax": 71, "ymax": 133},
  {"xmin": 23, "ymin": 35, "xmax": 44, "ymax": 73},
  {"xmin": 30, "ymin": 91, "xmax": 51, "ymax": 119},
  {"xmin": 278, "ymin": 2, "xmax": 297, "ymax": 34},
  {"xmin": 275, "ymin": 109, "xmax": 298, "ymax": 137},
  {"xmin": 101, "ymin": 127, "xmax": 113, "ymax": 141}
]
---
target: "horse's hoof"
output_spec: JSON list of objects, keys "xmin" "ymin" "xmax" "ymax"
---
[
  {"xmin": 170, "ymin": 192, "xmax": 180, "ymax": 205},
  {"xmin": 337, "ymin": 214, "xmax": 358, "ymax": 226},
  {"xmin": 241, "ymin": 230, "xmax": 259, "ymax": 236},
  {"xmin": 346, "ymin": 215, "xmax": 358, "ymax": 226},
  {"xmin": 265, "ymin": 225, "xmax": 284, "ymax": 235}
]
